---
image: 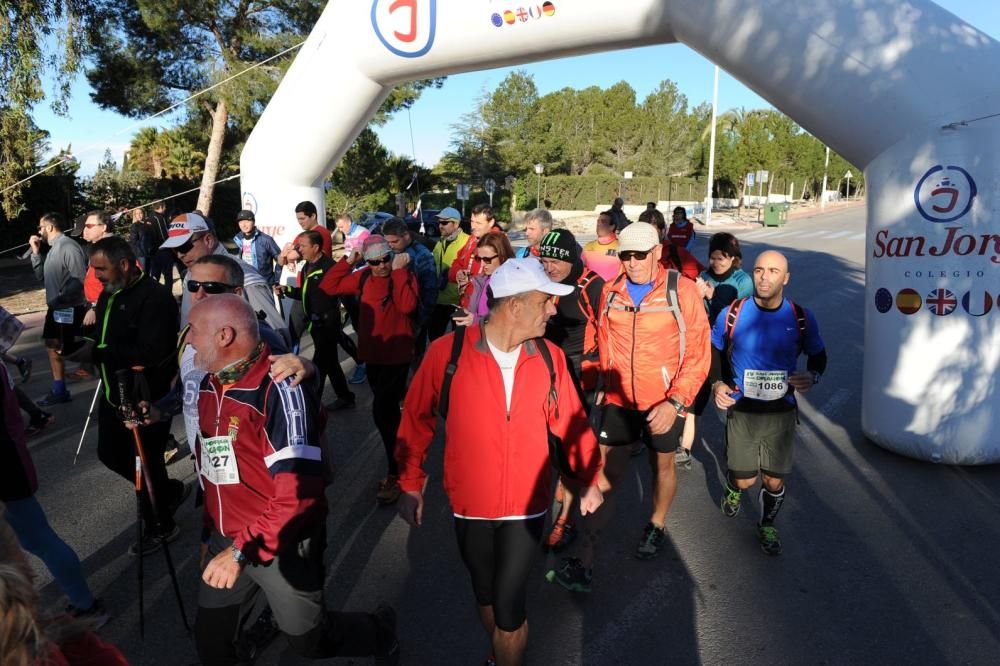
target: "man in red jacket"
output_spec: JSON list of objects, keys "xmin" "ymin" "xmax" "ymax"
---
[
  {"xmin": 319, "ymin": 235, "xmax": 419, "ymax": 504},
  {"xmin": 396, "ymin": 257, "xmax": 605, "ymax": 666},
  {"xmin": 188, "ymin": 295, "xmax": 398, "ymax": 665}
]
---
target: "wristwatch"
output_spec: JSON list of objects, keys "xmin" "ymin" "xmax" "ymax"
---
[
  {"xmin": 667, "ymin": 397, "xmax": 688, "ymax": 417},
  {"xmin": 811, "ymin": 371, "xmax": 821, "ymax": 385},
  {"xmin": 231, "ymin": 545, "xmax": 246, "ymax": 566}
]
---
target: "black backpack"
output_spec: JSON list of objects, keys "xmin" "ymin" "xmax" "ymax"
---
[{"xmin": 437, "ymin": 327, "xmax": 578, "ymax": 479}]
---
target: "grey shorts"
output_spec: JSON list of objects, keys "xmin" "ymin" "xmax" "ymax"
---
[
  {"xmin": 197, "ymin": 529, "xmax": 325, "ymax": 637},
  {"xmin": 725, "ymin": 409, "xmax": 797, "ymax": 479}
]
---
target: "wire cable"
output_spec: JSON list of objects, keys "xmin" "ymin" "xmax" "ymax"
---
[{"xmin": 1, "ymin": 41, "xmax": 304, "ymax": 197}]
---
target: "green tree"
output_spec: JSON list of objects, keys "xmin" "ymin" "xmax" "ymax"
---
[{"xmin": 84, "ymin": 0, "xmax": 444, "ymax": 216}]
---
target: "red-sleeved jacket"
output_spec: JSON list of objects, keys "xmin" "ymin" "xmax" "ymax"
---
[
  {"xmin": 666, "ymin": 222, "xmax": 695, "ymax": 248},
  {"xmin": 447, "ymin": 227, "xmax": 504, "ymax": 287},
  {"xmin": 396, "ymin": 324, "xmax": 602, "ymax": 519},
  {"xmin": 318, "ymin": 258, "xmax": 419, "ymax": 365},
  {"xmin": 597, "ymin": 264, "xmax": 711, "ymax": 410},
  {"xmin": 197, "ymin": 347, "xmax": 327, "ymax": 563},
  {"xmin": 659, "ymin": 242, "xmax": 704, "ymax": 280}
]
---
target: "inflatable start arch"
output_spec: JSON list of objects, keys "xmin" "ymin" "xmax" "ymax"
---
[{"xmin": 240, "ymin": 0, "xmax": 1000, "ymax": 465}]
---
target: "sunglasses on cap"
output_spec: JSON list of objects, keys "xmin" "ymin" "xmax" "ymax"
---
[
  {"xmin": 366, "ymin": 256, "xmax": 392, "ymax": 267},
  {"xmin": 619, "ymin": 250, "xmax": 650, "ymax": 262},
  {"xmin": 187, "ymin": 279, "xmax": 239, "ymax": 294}
]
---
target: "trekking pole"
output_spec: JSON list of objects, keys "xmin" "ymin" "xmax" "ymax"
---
[
  {"xmin": 116, "ymin": 368, "xmax": 191, "ymax": 636},
  {"xmin": 73, "ymin": 379, "xmax": 102, "ymax": 465}
]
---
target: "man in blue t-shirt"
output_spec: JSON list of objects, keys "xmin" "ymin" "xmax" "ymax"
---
[{"xmin": 710, "ymin": 250, "xmax": 826, "ymax": 556}]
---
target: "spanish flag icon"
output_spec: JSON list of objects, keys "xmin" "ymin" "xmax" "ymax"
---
[{"xmin": 896, "ymin": 288, "xmax": 922, "ymax": 315}]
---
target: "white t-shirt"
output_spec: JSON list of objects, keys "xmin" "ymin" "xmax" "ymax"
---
[{"xmin": 486, "ymin": 339, "xmax": 521, "ymax": 412}]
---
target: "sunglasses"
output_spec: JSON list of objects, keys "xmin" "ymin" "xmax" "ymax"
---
[
  {"xmin": 477, "ymin": 254, "xmax": 499, "ymax": 263},
  {"xmin": 366, "ymin": 256, "xmax": 392, "ymax": 267},
  {"xmin": 619, "ymin": 250, "xmax": 650, "ymax": 262},
  {"xmin": 173, "ymin": 233, "xmax": 205, "ymax": 254},
  {"xmin": 187, "ymin": 280, "xmax": 238, "ymax": 294}
]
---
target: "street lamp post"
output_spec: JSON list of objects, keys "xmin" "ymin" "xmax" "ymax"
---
[{"xmin": 534, "ymin": 163, "xmax": 544, "ymax": 206}]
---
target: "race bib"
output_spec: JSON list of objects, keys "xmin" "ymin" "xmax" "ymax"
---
[
  {"xmin": 743, "ymin": 370, "xmax": 788, "ymax": 401},
  {"xmin": 53, "ymin": 308, "xmax": 74, "ymax": 324},
  {"xmin": 201, "ymin": 436, "xmax": 240, "ymax": 485}
]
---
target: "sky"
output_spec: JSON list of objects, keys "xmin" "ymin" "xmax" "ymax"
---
[{"xmin": 30, "ymin": 0, "xmax": 1000, "ymax": 177}]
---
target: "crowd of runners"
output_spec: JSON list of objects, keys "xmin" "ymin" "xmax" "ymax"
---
[{"xmin": 1, "ymin": 198, "xmax": 825, "ymax": 665}]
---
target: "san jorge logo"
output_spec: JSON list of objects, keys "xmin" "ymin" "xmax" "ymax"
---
[
  {"xmin": 372, "ymin": 0, "xmax": 436, "ymax": 58},
  {"xmin": 914, "ymin": 164, "xmax": 977, "ymax": 223}
]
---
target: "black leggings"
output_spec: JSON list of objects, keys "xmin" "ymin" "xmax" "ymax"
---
[
  {"xmin": 311, "ymin": 324, "xmax": 352, "ymax": 401},
  {"xmin": 454, "ymin": 516, "xmax": 545, "ymax": 632},
  {"xmin": 366, "ymin": 363, "xmax": 409, "ymax": 476}
]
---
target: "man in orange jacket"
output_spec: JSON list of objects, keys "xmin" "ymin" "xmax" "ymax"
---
[
  {"xmin": 396, "ymin": 257, "xmax": 605, "ymax": 666},
  {"xmin": 550, "ymin": 221, "xmax": 710, "ymax": 592}
]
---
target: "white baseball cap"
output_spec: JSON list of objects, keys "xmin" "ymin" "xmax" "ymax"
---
[
  {"xmin": 489, "ymin": 258, "xmax": 574, "ymax": 298},
  {"xmin": 160, "ymin": 212, "xmax": 211, "ymax": 249}
]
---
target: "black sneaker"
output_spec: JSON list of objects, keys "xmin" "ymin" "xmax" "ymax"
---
[
  {"xmin": 24, "ymin": 412, "xmax": 55, "ymax": 437},
  {"xmin": 635, "ymin": 522, "xmax": 666, "ymax": 560},
  {"xmin": 129, "ymin": 524, "xmax": 180, "ymax": 557},
  {"xmin": 66, "ymin": 597, "xmax": 110, "ymax": 630},
  {"xmin": 237, "ymin": 606, "xmax": 280, "ymax": 663},
  {"xmin": 545, "ymin": 557, "xmax": 593, "ymax": 593},
  {"xmin": 373, "ymin": 603, "xmax": 400, "ymax": 666},
  {"xmin": 674, "ymin": 445, "xmax": 692, "ymax": 468},
  {"xmin": 720, "ymin": 485, "xmax": 743, "ymax": 518},
  {"xmin": 327, "ymin": 395, "xmax": 356, "ymax": 411},
  {"xmin": 757, "ymin": 523, "xmax": 782, "ymax": 556},
  {"xmin": 16, "ymin": 357, "xmax": 32, "ymax": 383},
  {"xmin": 38, "ymin": 391, "xmax": 71, "ymax": 407}
]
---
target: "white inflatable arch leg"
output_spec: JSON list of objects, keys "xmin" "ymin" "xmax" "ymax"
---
[{"xmin": 241, "ymin": 0, "xmax": 1000, "ymax": 464}]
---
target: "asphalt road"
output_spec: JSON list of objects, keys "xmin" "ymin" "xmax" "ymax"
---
[{"xmin": 12, "ymin": 205, "xmax": 1000, "ymax": 665}]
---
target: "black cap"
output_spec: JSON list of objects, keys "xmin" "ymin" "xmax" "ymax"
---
[
  {"xmin": 236, "ymin": 209, "xmax": 255, "ymax": 222},
  {"xmin": 538, "ymin": 228, "xmax": 580, "ymax": 264},
  {"xmin": 67, "ymin": 214, "xmax": 88, "ymax": 237}
]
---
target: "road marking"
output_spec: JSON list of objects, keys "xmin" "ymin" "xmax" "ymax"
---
[
  {"xmin": 821, "ymin": 231, "xmax": 854, "ymax": 239},
  {"xmin": 849, "ymin": 232, "xmax": 866, "ymax": 241}
]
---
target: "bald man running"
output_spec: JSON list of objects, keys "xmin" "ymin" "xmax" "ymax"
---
[{"xmin": 710, "ymin": 250, "xmax": 827, "ymax": 556}]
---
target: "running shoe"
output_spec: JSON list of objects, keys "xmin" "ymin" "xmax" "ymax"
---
[
  {"xmin": 129, "ymin": 524, "xmax": 181, "ymax": 557},
  {"xmin": 543, "ymin": 519, "xmax": 576, "ymax": 552},
  {"xmin": 237, "ymin": 606, "xmax": 280, "ymax": 663},
  {"xmin": 374, "ymin": 603, "xmax": 400, "ymax": 666},
  {"xmin": 545, "ymin": 557, "xmax": 592, "ymax": 593},
  {"xmin": 66, "ymin": 598, "xmax": 110, "ymax": 630},
  {"xmin": 38, "ymin": 391, "xmax": 71, "ymax": 407},
  {"xmin": 349, "ymin": 363, "xmax": 368, "ymax": 384},
  {"xmin": 757, "ymin": 524, "xmax": 782, "ymax": 556},
  {"xmin": 68, "ymin": 367, "xmax": 94, "ymax": 381},
  {"xmin": 635, "ymin": 522, "xmax": 666, "ymax": 560},
  {"xmin": 376, "ymin": 476, "xmax": 401, "ymax": 505},
  {"xmin": 327, "ymin": 395, "xmax": 356, "ymax": 411},
  {"xmin": 720, "ymin": 486, "xmax": 743, "ymax": 518},
  {"xmin": 674, "ymin": 445, "xmax": 692, "ymax": 468},
  {"xmin": 16, "ymin": 357, "xmax": 32, "ymax": 383},
  {"xmin": 24, "ymin": 412, "xmax": 55, "ymax": 437}
]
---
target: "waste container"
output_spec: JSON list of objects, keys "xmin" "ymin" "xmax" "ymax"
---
[{"xmin": 763, "ymin": 203, "xmax": 790, "ymax": 227}]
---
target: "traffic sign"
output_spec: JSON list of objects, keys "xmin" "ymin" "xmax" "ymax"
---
[
  {"xmin": 456, "ymin": 184, "xmax": 470, "ymax": 201},
  {"xmin": 484, "ymin": 178, "xmax": 496, "ymax": 195}
]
